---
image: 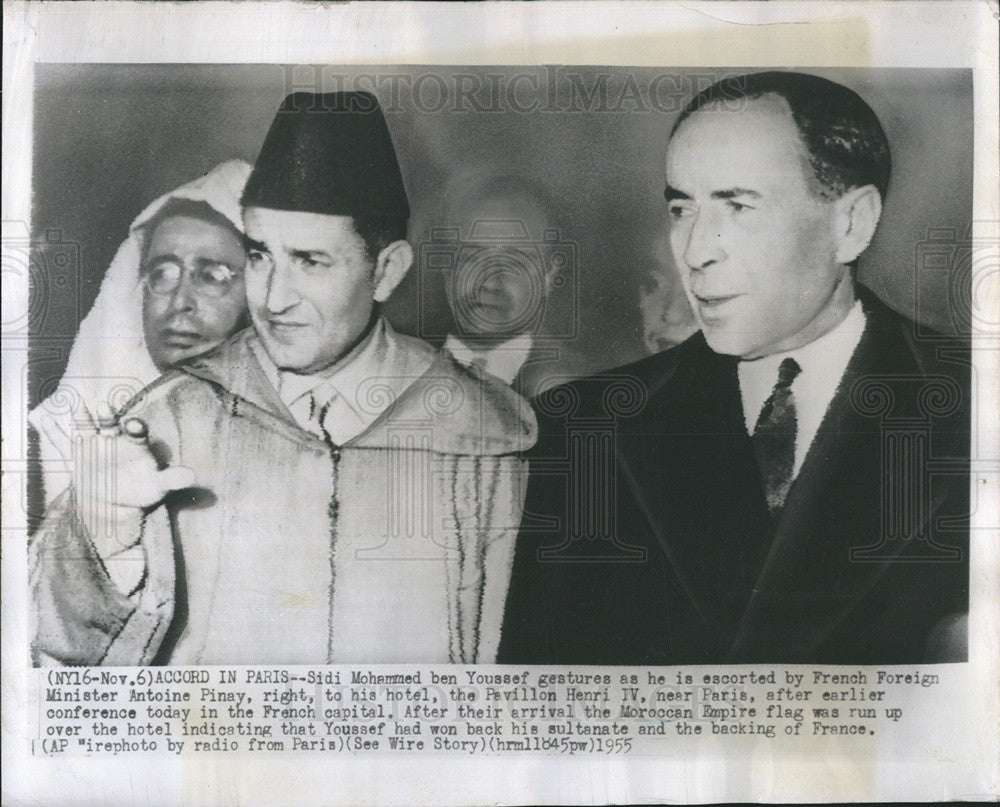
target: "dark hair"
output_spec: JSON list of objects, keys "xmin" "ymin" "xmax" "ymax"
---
[
  {"xmin": 353, "ymin": 215, "xmax": 409, "ymax": 264},
  {"xmin": 670, "ymin": 71, "xmax": 892, "ymax": 201},
  {"xmin": 140, "ymin": 198, "xmax": 243, "ymax": 260}
]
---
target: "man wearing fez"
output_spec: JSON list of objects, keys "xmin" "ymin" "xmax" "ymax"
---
[
  {"xmin": 31, "ymin": 91, "xmax": 536, "ymax": 666},
  {"xmin": 500, "ymin": 72, "xmax": 970, "ymax": 665}
]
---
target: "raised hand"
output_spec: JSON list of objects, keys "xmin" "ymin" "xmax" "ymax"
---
[{"xmin": 71, "ymin": 402, "xmax": 195, "ymax": 557}]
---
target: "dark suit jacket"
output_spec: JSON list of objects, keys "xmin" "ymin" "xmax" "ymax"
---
[
  {"xmin": 499, "ymin": 287, "xmax": 970, "ymax": 665},
  {"xmin": 442, "ymin": 334, "xmax": 598, "ymax": 401},
  {"xmin": 511, "ymin": 339, "xmax": 596, "ymax": 401}
]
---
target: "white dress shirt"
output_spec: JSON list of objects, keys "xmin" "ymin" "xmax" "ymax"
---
[
  {"xmin": 443, "ymin": 332, "xmax": 534, "ymax": 385},
  {"xmin": 738, "ymin": 301, "xmax": 867, "ymax": 479},
  {"xmin": 252, "ymin": 317, "xmax": 433, "ymax": 445}
]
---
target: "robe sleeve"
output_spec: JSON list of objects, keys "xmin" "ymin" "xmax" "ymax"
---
[{"xmin": 29, "ymin": 488, "xmax": 175, "ymax": 666}]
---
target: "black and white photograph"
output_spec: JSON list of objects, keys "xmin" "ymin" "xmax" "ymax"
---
[
  {"xmin": 3, "ymin": 3, "xmax": 998, "ymax": 806},
  {"xmin": 24, "ymin": 63, "xmax": 974, "ymax": 667}
]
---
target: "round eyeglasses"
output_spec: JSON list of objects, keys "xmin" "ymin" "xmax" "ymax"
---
[{"xmin": 141, "ymin": 259, "xmax": 243, "ymax": 298}]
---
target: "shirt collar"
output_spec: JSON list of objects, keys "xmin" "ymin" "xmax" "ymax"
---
[
  {"xmin": 443, "ymin": 332, "xmax": 534, "ymax": 384},
  {"xmin": 252, "ymin": 316, "xmax": 425, "ymax": 428},
  {"xmin": 738, "ymin": 300, "xmax": 867, "ymax": 433}
]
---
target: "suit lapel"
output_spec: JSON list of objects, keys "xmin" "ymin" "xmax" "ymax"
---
[
  {"xmin": 512, "ymin": 343, "xmax": 553, "ymax": 401},
  {"xmin": 727, "ymin": 299, "xmax": 940, "ymax": 660},
  {"xmin": 513, "ymin": 342, "xmax": 581, "ymax": 400},
  {"xmin": 615, "ymin": 335, "xmax": 772, "ymax": 645}
]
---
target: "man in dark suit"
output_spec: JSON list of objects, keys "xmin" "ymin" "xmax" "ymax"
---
[{"xmin": 499, "ymin": 71, "xmax": 970, "ymax": 665}]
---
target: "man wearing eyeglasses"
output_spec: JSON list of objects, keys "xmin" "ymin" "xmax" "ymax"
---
[
  {"xmin": 30, "ymin": 92, "xmax": 536, "ymax": 666},
  {"xmin": 139, "ymin": 198, "xmax": 250, "ymax": 372}
]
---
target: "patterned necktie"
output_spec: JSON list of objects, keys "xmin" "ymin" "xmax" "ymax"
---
[{"xmin": 752, "ymin": 357, "xmax": 802, "ymax": 516}]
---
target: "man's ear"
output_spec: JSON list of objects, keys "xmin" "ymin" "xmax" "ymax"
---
[
  {"xmin": 834, "ymin": 184, "xmax": 882, "ymax": 265},
  {"xmin": 372, "ymin": 240, "xmax": 414, "ymax": 303}
]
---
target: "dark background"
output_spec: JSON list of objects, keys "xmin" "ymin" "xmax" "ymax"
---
[{"xmin": 30, "ymin": 65, "xmax": 974, "ymax": 410}]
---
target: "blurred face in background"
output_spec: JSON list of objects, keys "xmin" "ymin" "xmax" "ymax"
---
[
  {"xmin": 641, "ymin": 221, "xmax": 698, "ymax": 354},
  {"xmin": 141, "ymin": 214, "xmax": 249, "ymax": 371},
  {"xmin": 446, "ymin": 193, "xmax": 555, "ymax": 342}
]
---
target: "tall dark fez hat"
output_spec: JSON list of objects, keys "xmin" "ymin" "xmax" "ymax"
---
[{"xmin": 242, "ymin": 91, "xmax": 410, "ymax": 218}]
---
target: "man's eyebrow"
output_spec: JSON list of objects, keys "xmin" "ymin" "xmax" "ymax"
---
[
  {"xmin": 711, "ymin": 188, "xmax": 762, "ymax": 200},
  {"xmin": 664, "ymin": 184, "xmax": 690, "ymax": 202},
  {"xmin": 140, "ymin": 252, "xmax": 180, "ymax": 270},
  {"xmin": 290, "ymin": 249, "xmax": 332, "ymax": 261},
  {"xmin": 194, "ymin": 257, "xmax": 241, "ymax": 271},
  {"xmin": 243, "ymin": 236, "xmax": 267, "ymax": 252}
]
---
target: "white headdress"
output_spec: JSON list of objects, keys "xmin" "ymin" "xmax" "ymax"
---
[{"xmin": 29, "ymin": 159, "xmax": 252, "ymax": 504}]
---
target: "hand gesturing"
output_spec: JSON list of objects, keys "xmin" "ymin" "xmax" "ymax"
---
[{"xmin": 71, "ymin": 402, "xmax": 195, "ymax": 556}]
